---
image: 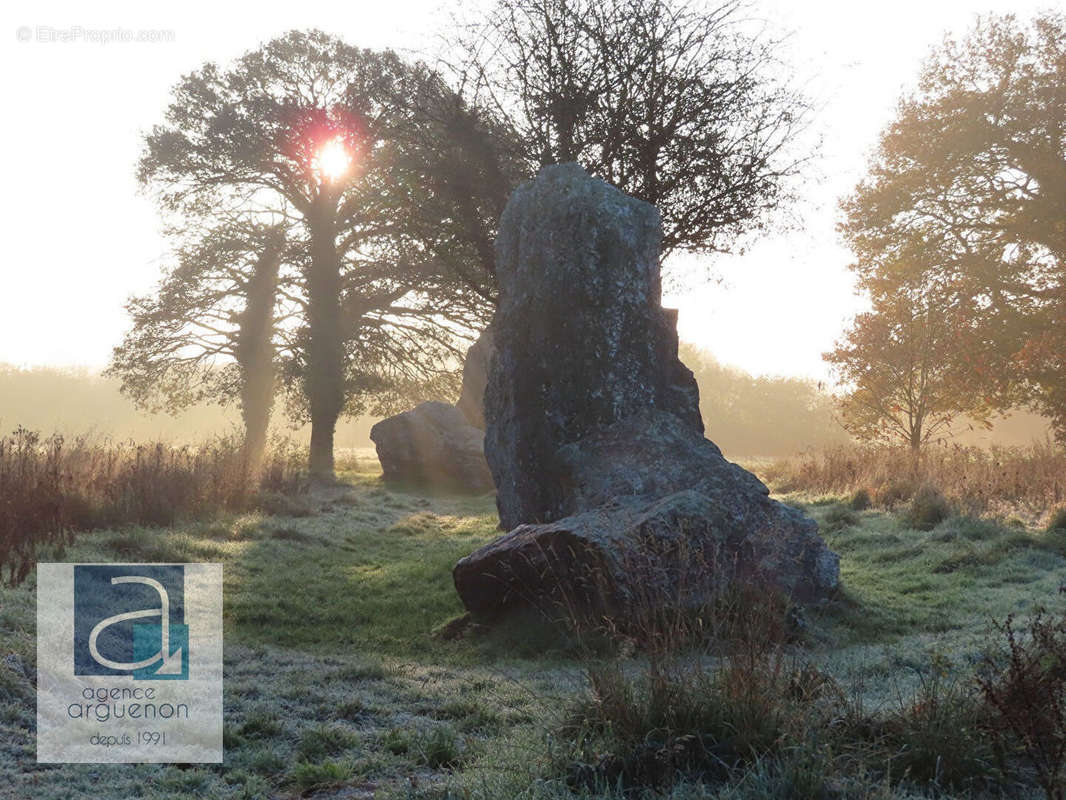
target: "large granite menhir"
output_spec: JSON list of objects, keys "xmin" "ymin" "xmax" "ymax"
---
[
  {"xmin": 454, "ymin": 164, "xmax": 839, "ymax": 617},
  {"xmin": 484, "ymin": 165, "xmax": 703, "ymax": 531}
]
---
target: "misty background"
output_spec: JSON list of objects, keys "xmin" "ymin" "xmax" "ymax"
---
[{"xmin": 0, "ymin": 360, "xmax": 1051, "ymax": 458}]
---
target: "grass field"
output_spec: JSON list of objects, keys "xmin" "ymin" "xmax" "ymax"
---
[{"xmin": 2, "ymin": 450, "xmax": 1065, "ymax": 798}]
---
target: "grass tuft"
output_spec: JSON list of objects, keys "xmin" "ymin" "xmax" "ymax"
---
[
  {"xmin": 1048, "ymin": 507, "xmax": 1066, "ymax": 533},
  {"xmin": 237, "ymin": 710, "xmax": 283, "ymax": 740},
  {"xmin": 285, "ymin": 759, "xmax": 353, "ymax": 792},
  {"xmin": 903, "ymin": 485, "xmax": 951, "ymax": 531},
  {"xmin": 295, "ymin": 724, "xmax": 358, "ymax": 761},
  {"xmin": 848, "ymin": 488, "xmax": 872, "ymax": 511},
  {"xmin": 823, "ymin": 504, "xmax": 859, "ymax": 532}
]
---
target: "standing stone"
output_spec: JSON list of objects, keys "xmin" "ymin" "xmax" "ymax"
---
[
  {"xmin": 455, "ymin": 327, "xmax": 495, "ymax": 430},
  {"xmin": 455, "ymin": 164, "xmax": 838, "ymax": 618},
  {"xmin": 485, "ymin": 164, "xmax": 703, "ymax": 530}
]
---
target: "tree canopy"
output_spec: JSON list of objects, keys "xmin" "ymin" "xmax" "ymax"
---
[
  {"xmin": 117, "ymin": 10, "xmax": 817, "ymax": 476},
  {"xmin": 840, "ymin": 12, "xmax": 1066, "ymax": 442},
  {"xmin": 824, "ymin": 290, "xmax": 993, "ymax": 451},
  {"xmin": 120, "ymin": 31, "xmax": 520, "ymax": 477},
  {"xmin": 457, "ymin": 0, "xmax": 812, "ymax": 260}
]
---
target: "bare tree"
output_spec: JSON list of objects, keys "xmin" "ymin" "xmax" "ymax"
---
[{"xmin": 455, "ymin": 0, "xmax": 813, "ymax": 259}]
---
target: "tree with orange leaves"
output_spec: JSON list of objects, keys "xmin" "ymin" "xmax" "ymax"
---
[
  {"xmin": 824, "ymin": 288, "xmax": 994, "ymax": 453},
  {"xmin": 839, "ymin": 12, "xmax": 1066, "ymax": 443}
]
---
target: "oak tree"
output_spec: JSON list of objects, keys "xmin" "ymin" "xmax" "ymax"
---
[
  {"xmin": 108, "ymin": 221, "xmax": 295, "ymax": 473},
  {"xmin": 824, "ymin": 290, "xmax": 991, "ymax": 452},
  {"xmin": 841, "ymin": 12, "xmax": 1066, "ymax": 441},
  {"xmin": 131, "ymin": 31, "xmax": 514, "ymax": 479}
]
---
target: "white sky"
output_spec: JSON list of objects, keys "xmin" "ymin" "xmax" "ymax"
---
[{"xmin": 0, "ymin": 0, "xmax": 1054, "ymax": 382}]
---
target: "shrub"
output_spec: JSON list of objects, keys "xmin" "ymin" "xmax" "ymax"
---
[
  {"xmin": 561, "ymin": 654, "xmax": 814, "ymax": 791},
  {"xmin": 881, "ymin": 653, "xmax": 999, "ymax": 790},
  {"xmin": 977, "ymin": 605, "xmax": 1066, "ymax": 800},
  {"xmin": 903, "ymin": 485, "xmax": 951, "ymax": 531},
  {"xmin": 557, "ymin": 586, "xmax": 820, "ymax": 792},
  {"xmin": 849, "ymin": 488, "xmax": 872, "ymax": 511},
  {"xmin": 1048, "ymin": 507, "xmax": 1066, "ymax": 533}
]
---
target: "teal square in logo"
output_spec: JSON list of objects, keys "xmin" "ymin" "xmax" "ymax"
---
[{"xmin": 131, "ymin": 624, "xmax": 188, "ymax": 680}]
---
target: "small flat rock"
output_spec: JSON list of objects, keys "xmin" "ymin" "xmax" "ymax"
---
[{"xmin": 370, "ymin": 402, "xmax": 493, "ymax": 493}]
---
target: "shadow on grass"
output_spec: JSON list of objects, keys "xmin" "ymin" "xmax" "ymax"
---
[{"xmin": 221, "ymin": 467, "xmax": 503, "ymax": 660}]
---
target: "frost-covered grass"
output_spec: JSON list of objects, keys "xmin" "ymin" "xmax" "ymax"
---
[{"xmin": 1, "ymin": 450, "xmax": 1064, "ymax": 798}]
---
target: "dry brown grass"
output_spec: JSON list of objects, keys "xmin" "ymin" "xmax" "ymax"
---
[
  {"xmin": 759, "ymin": 441, "xmax": 1066, "ymax": 523},
  {"xmin": 0, "ymin": 427, "xmax": 306, "ymax": 584}
]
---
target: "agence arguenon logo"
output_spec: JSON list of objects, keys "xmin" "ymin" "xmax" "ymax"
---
[{"xmin": 37, "ymin": 562, "xmax": 223, "ymax": 763}]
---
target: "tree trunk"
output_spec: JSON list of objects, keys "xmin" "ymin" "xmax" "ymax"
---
[
  {"xmin": 236, "ymin": 232, "xmax": 283, "ymax": 479},
  {"xmin": 908, "ymin": 425, "xmax": 923, "ymax": 474},
  {"xmin": 305, "ymin": 189, "xmax": 345, "ymax": 483},
  {"xmin": 309, "ymin": 421, "xmax": 336, "ymax": 480}
]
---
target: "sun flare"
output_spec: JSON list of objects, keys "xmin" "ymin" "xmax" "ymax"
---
[{"xmin": 313, "ymin": 137, "xmax": 351, "ymax": 182}]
